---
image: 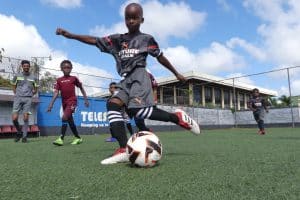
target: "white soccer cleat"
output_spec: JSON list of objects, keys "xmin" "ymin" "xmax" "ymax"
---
[
  {"xmin": 175, "ymin": 109, "xmax": 201, "ymax": 135},
  {"xmin": 100, "ymin": 148, "xmax": 129, "ymax": 165}
]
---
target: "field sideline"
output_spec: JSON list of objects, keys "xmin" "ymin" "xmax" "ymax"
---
[{"xmin": 1, "ymin": 127, "xmax": 300, "ymax": 200}]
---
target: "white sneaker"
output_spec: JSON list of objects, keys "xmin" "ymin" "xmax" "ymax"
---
[
  {"xmin": 101, "ymin": 148, "xmax": 129, "ymax": 165},
  {"xmin": 175, "ymin": 109, "xmax": 201, "ymax": 135}
]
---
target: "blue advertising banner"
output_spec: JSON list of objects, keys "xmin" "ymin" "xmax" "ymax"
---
[{"xmin": 38, "ymin": 94, "xmax": 110, "ymax": 127}]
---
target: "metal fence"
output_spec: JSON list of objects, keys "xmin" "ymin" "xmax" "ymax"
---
[{"xmin": 1, "ymin": 55, "xmax": 299, "ymax": 128}]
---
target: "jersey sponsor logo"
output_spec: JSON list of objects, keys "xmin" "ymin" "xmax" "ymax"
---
[
  {"xmin": 118, "ymin": 48, "xmax": 140, "ymax": 59},
  {"xmin": 60, "ymin": 79, "xmax": 71, "ymax": 83},
  {"xmin": 254, "ymin": 102, "xmax": 262, "ymax": 107}
]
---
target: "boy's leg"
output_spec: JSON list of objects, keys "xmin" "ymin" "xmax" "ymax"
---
[
  {"xmin": 12, "ymin": 114, "xmax": 22, "ymax": 142},
  {"xmin": 69, "ymin": 116, "xmax": 83, "ymax": 145},
  {"xmin": 123, "ymin": 111, "xmax": 134, "ymax": 135},
  {"xmin": 101, "ymin": 99, "xmax": 128, "ymax": 165},
  {"xmin": 64, "ymin": 104, "xmax": 82, "ymax": 145},
  {"xmin": 258, "ymin": 111, "xmax": 266, "ymax": 134},
  {"xmin": 129, "ymin": 106, "xmax": 200, "ymax": 135},
  {"xmin": 126, "ymin": 122, "xmax": 134, "ymax": 135},
  {"xmin": 53, "ymin": 105, "xmax": 68, "ymax": 146},
  {"xmin": 107, "ymin": 101, "xmax": 128, "ymax": 147},
  {"xmin": 22, "ymin": 113, "xmax": 29, "ymax": 143},
  {"xmin": 128, "ymin": 69, "xmax": 200, "ymax": 134},
  {"xmin": 12, "ymin": 98, "xmax": 23, "ymax": 141},
  {"xmin": 60, "ymin": 120, "xmax": 68, "ymax": 139},
  {"xmin": 68, "ymin": 116, "xmax": 80, "ymax": 138},
  {"xmin": 134, "ymin": 117, "xmax": 150, "ymax": 132},
  {"xmin": 105, "ymin": 127, "xmax": 117, "ymax": 142},
  {"xmin": 254, "ymin": 112, "xmax": 265, "ymax": 134},
  {"xmin": 21, "ymin": 97, "xmax": 32, "ymax": 142}
]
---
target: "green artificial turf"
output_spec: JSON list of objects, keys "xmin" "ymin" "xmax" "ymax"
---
[{"xmin": 0, "ymin": 128, "xmax": 300, "ymax": 200}]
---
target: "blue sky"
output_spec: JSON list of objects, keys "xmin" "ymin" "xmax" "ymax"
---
[{"xmin": 1, "ymin": 0, "xmax": 300, "ymax": 96}]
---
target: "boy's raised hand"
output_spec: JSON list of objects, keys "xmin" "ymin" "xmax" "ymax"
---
[{"xmin": 56, "ymin": 28, "xmax": 69, "ymax": 37}]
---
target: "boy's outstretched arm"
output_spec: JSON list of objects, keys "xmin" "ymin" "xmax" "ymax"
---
[
  {"xmin": 157, "ymin": 54, "xmax": 186, "ymax": 82},
  {"xmin": 56, "ymin": 28, "xmax": 97, "ymax": 45},
  {"xmin": 47, "ymin": 90, "xmax": 59, "ymax": 112}
]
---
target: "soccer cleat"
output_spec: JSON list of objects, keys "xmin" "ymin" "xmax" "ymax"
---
[
  {"xmin": 14, "ymin": 132, "xmax": 22, "ymax": 142},
  {"xmin": 258, "ymin": 130, "xmax": 264, "ymax": 135},
  {"xmin": 21, "ymin": 137, "xmax": 28, "ymax": 143},
  {"xmin": 100, "ymin": 148, "xmax": 129, "ymax": 165},
  {"xmin": 105, "ymin": 137, "xmax": 117, "ymax": 142},
  {"xmin": 53, "ymin": 137, "xmax": 64, "ymax": 146},
  {"xmin": 71, "ymin": 138, "xmax": 83, "ymax": 145},
  {"xmin": 175, "ymin": 109, "xmax": 201, "ymax": 135}
]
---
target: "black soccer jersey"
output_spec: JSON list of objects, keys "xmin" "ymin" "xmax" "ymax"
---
[
  {"xmin": 248, "ymin": 96, "xmax": 267, "ymax": 112},
  {"xmin": 96, "ymin": 32, "xmax": 161, "ymax": 77}
]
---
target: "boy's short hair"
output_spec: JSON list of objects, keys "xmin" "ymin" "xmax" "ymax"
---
[
  {"xmin": 252, "ymin": 88, "xmax": 259, "ymax": 93},
  {"xmin": 126, "ymin": 3, "xmax": 143, "ymax": 16},
  {"xmin": 21, "ymin": 60, "xmax": 30, "ymax": 66},
  {"xmin": 109, "ymin": 82, "xmax": 116, "ymax": 87},
  {"xmin": 60, "ymin": 60, "xmax": 73, "ymax": 68}
]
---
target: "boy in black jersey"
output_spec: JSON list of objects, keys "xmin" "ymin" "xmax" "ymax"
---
[
  {"xmin": 248, "ymin": 88, "xmax": 269, "ymax": 135},
  {"xmin": 56, "ymin": 2, "xmax": 200, "ymax": 165}
]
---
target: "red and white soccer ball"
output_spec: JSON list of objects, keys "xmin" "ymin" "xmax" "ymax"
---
[{"xmin": 126, "ymin": 131, "xmax": 162, "ymax": 167}]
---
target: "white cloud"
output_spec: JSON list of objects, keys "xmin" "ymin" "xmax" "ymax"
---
[
  {"xmin": 90, "ymin": 0, "xmax": 206, "ymax": 41},
  {"xmin": 278, "ymin": 78, "xmax": 300, "ymax": 96},
  {"xmin": 243, "ymin": 0, "xmax": 300, "ymax": 66},
  {"xmin": 291, "ymin": 79, "xmax": 300, "ymax": 95},
  {"xmin": 163, "ymin": 43, "xmax": 246, "ymax": 74},
  {"xmin": 241, "ymin": 0, "xmax": 300, "ymax": 96},
  {"xmin": 217, "ymin": 0, "xmax": 231, "ymax": 12},
  {"xmin": 41, "ymin": 0, "xmax": 82, "ymax": 9},
  {"xmin": 0, "ymin": 13, "xmax": 112, "ymax": 96},
  {"xmin": 90, "ymin": 23, "xmax": 125, "ymax": 37},
  {"xmin": 226, "ymin": 73, "xmax": 254, "ymax": 85},
  {"xmin": 227, "ymin": 37, "xmax": 266, "ymax": 61},
  {"xmin": 0, "ymin": 14, "xmax": 51, "ymax": 59}
]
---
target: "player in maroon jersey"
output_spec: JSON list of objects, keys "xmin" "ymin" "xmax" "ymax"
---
[{"xmin": 47, "ymin": 60, "xmax": 89, "ymax": 145}]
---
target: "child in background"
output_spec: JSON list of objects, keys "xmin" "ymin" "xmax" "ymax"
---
[
  {"xmin": 47, "ymin": 60, "xmax": 89, "ymax": 145},
  {"xmin": 248, "ymin": 88, "xmax": 269, "ymax": 135}
]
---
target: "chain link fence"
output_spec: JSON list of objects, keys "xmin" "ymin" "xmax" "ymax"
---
[{"xmin": 1, "ymin": 55, "xmax": 299, "ymax": 128}]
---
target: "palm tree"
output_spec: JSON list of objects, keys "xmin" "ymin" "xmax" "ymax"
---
[{"xmin": 279, "ymin": 95, "xmax": 291, "ymax": 107}]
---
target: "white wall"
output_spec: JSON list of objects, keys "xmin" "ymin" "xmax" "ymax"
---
[
  {"xmin": 0, "ymin": 102, "xmax": 37, "ymax": 125},
  {"xmin": 144, "ymin": 105, "xmax": 300, "ymax": 127}
]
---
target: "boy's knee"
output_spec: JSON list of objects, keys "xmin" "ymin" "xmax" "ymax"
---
[
  {"xmin": 127, "ymin": 108, "xmax": 139, "ymax": 118},
  {"xmin": 12, "ymin": 114, "xmax": 18, "ymax": 121},
  {"xmin": 108, "ymin": 98, "xmax": 123, "ymax": 107},
  {"xmin": 107, "ymin": 100, "xmax": 123, "ymax": 111}
]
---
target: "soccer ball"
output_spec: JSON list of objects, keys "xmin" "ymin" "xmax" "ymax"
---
[{"xmin": 126, "ymin": 131, "xmax": 162, "ymax": 167}]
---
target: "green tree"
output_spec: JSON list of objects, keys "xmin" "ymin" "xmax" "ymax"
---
[
  {"xmin": 279, "ymin": 95, "xmax": 292, "ymax": 107},
  {"xmin": 0, "ymin": 75, "xmax": 12, "ymax": 88},
  {"xmin": 39, "ymin": 71, "xmax": 57, "ymax": 93}
]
